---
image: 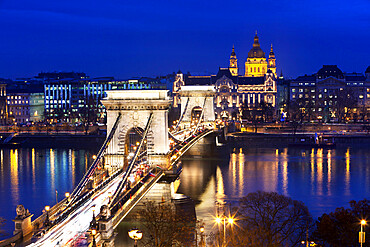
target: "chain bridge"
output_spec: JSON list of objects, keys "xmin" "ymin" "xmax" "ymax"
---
[{"xmin": 0, "ymin": 87, "xmax": 218, "ymax": 247}]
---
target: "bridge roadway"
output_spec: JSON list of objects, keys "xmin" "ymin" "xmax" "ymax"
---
[
  {"xmin": 27, "ymin": 125, "xmax": 214, "ymax": 246},
  {"xmin": 27, "ymin": 170, "xmax": 124, "ymax": 247}
]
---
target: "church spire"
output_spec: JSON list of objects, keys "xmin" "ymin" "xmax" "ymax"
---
[{"xmin": 268, "ymin": 43, "xmax": 276, "ymax": 77}]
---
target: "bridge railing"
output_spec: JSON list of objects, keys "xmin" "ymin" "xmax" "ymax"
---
[
  {"xmin": 170, "ymin": 129, "xmax": 214, "ymax": 165},
  {"xmin": 110, "ymin": 169, "xmax": 165, "ymax": 228},
  {"xmin": 68, "ymin": 113, "xmax": 122, "ymax": 206},
  {"xmin": 51, "ymin": 168, "xmax": 124, "ymax": 228}
]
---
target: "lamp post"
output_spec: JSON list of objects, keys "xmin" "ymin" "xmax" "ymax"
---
[
  {"xmin": 199, "ymin": 224, "xmax": 205, "ymax": 247},
  {"xmin": 360, "ymin": 220, "xmax": 366, "ymax": 247},
  {"xmin": 128, "ymin": 228, "xmax": 143, "ymax": 247},
  {"xmin": 44, "ymin": 205, "xmax": 51, "ymax": 228},
  {"xmin": 90, "ymin": 205, "xmax": 97, "ymax": 230},
  {"xmin": 65, "ymin": 192, "xmax": 70, "ymax": 202},
  {"xmin": 215, "ymin": 215, "xmax": 234, "ymax": 246},
  {"xmin": 91, "ymin": 229, "xmax": 97, "ymax": 247}
]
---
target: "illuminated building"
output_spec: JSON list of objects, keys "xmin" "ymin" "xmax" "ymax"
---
[
  {"xmin": 7, "ymin": 92, "xmax": 44, "ymax": 124},
  {"xmin": 289, "ymin": 65, "xmax": 370, "ymax": 122},
  {"xmin": 44, "ymin": 77, "xmax": 162, "ymax": 122},
  {"xmin": 0, "ymin": 84, "xmax": 7, "ymax": 125},
  {"xmin": 245, "ymin": 32, "xmax": 276, "ymax": 78},
  {"xmin": 172, "ymin": 33, "xmax": 277, "ymax": 120}
]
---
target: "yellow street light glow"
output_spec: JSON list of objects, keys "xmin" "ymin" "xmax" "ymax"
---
[
  {"xmin": 45, "ymin": 205, "xmax": 50, "ymax": 211},
  {"xmin": 91, "ymin": 229, "xmax": 96, "ymax": 236},
  {"xmin": 200, "ymin": 226, "xmax": 205, "ymax": 233},
  {"xmin": 65, "ymin": 192, "xmax": 70, "ymax": 198},
  {"xmin": 136, "ymin": 142, "xmax": 140, "ymax": 146},
  {"xmin": 215, "ymin": 217, "xmax": 222, "ymax": 224},
  {"xmin": 92, "ymin": 155, "xmax": 97, "ymax": 159},
  {"xmin": 228, "ymin": 218, "xmax": 234, "ymax": 224},
  {"xmin": 361, "ymin": 220, "xmax": 367, "ymax": 225}
]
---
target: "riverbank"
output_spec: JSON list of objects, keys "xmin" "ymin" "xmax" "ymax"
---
[
  {"xmin": 0, "ymin": 133, "xmax": 105, "ymax": 149},
  {"xmin": 226, "ymin": 132, "xmax": 370, "ymax": 148}
]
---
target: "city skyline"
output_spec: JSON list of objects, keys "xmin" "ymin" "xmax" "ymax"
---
[{"xmin": 0, "ymin": 0, "xmax": 369, "ymax": 79}]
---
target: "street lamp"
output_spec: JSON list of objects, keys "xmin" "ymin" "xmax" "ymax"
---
[
  {"xmin": 91, "ymin": 229, "xmax": 97, "ymax": 247},
  {"xmin": 44, "ymin": 205, "xmax": 51, "ymax": 228},
  {"xmin": 215, "ymin": 215, "xmax": 234, "ymax": 246},
  {"xmin": 65, "ymin": 192, "xmax": 70, "ymax": 202},
  {"xmin": 360, "ymin": 220, "xmax": 366, "ymax": 247},
  {"xmin": 128, "ymin": 228, "xmax": 143, "ymax": 247},
  {"xmin": 90, "ymin": 205, "xmax": 97, "ymax": 230},
  {"xmin": 199, "ymin": 224, "xmax": 205, "ymax": 247}
]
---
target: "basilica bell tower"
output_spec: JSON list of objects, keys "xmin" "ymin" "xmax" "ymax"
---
[
  {"xmin": 268, "ymin": 44, "xmax": 277, "ymax": 77},
  {"xmin": 229, "ymin": 45, "xmax": 238, "ymax": 76}
]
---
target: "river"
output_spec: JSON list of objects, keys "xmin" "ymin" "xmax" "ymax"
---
[{"xmin": 0, "ymin": 143, "xmax": 370, "ymax": 244}]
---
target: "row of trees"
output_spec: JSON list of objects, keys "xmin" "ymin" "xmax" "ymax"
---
[{"xmin": 135, "ymin": 192, "xmax": 370, "ymax": 247}]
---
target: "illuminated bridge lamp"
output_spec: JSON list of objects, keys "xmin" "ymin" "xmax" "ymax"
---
[
  {"xmin": 91, "ymin": 229, "xmax": 97, "ymax": 247},
  {"xmin": 92, "ymin": 155, "xmax": 97, "ymax": 160},
  {"xmin": 65, "ymin": 192, "xmax": 70, "ymax": 202},
  {"xmin": 44, "ymin": 205, "xmax": 51, "ymax": 228}
]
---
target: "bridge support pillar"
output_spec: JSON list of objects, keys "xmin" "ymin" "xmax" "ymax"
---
[
  {"xmin": 98, "ymin": 205, "xmax": 116, "ymax": 246},
  {"xmin": 98, "ymin": 217, "xmax": 115, "ymax": 246}
]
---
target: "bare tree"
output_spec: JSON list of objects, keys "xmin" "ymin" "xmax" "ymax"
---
[
  {"xmin": 234, "ymin": 191, "xmax": 313, "ymax": 247},
  {"xmin": 137, "ymin": 200, "xmax": 194, "ymax": 247}
]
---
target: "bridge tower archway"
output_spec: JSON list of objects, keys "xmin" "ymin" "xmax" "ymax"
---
[
  {"xmin": 179, "ymin": 85, "xmax": 215, "ymax": 129},
  {"xmin": 102, "ymin": 90, "xmax": 171, "ymax": 169}
]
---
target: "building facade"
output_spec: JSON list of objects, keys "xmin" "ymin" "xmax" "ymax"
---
[
  {"xmin": 0, "ymin": 84, "xmax": 7, "ymax": 125},
  {"xmin": 173, "ymin": 33, "xmax": 277, "ymax": 120},
  {"xmin": 289, "ymin": 65, "xmax": 370, "ymax": 122},
  {"xmin": 44, "ymin": 77, "xmax": 161, "ymax": 123}
]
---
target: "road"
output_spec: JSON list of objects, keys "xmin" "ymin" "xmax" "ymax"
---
[{"xmin": 27, "ymin": 173, "xmax": 124, "ymax": 247}]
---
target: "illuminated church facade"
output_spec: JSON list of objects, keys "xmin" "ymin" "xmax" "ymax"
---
[{"xmin": 173, "ymin": 33, "xmax": 278, "ymax": 120}]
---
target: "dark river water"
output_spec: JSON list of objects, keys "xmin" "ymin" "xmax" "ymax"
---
[{"xmin": 1, "ymin": 144, "xmax": 370, "ymax": 244}]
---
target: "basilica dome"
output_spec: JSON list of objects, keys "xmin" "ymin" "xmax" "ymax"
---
[{"xmin": 247, "ymin": 34, "xmax": 265, "ymax": 59}]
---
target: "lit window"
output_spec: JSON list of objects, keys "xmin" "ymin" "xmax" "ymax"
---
[
  {"xmin": 319, "ymin": 94, "xmax": 322, "ymax": 98},
  {"xmin": 359, "ymin": 95, "xmax": 364, "ymax": 99}
]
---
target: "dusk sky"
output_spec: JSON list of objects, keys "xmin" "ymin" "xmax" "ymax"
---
[{"xmin": 0, "ymin": 0, "xmax": 369, "ymax": 79}]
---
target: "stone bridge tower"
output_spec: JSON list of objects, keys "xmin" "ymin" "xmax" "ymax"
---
[
  {"xmin": 179, "ymin": 85, "xmax": 215, "ymax": 129},
  {"xmin": 102, "ymin": 90, "xmax": 171, "ymax": 169}
]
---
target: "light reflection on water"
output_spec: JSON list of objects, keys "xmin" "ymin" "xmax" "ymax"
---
[
  {"xmin": 0, "ymin": 148, "xmax": 93, "ymax": 238},
  {"xmin": 0, "ymin": 144, "xmax": 370, "ymax": 244},
  {"xmin": 177, "ymin": 145, "xmax": 370, "ymax": 231}
]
